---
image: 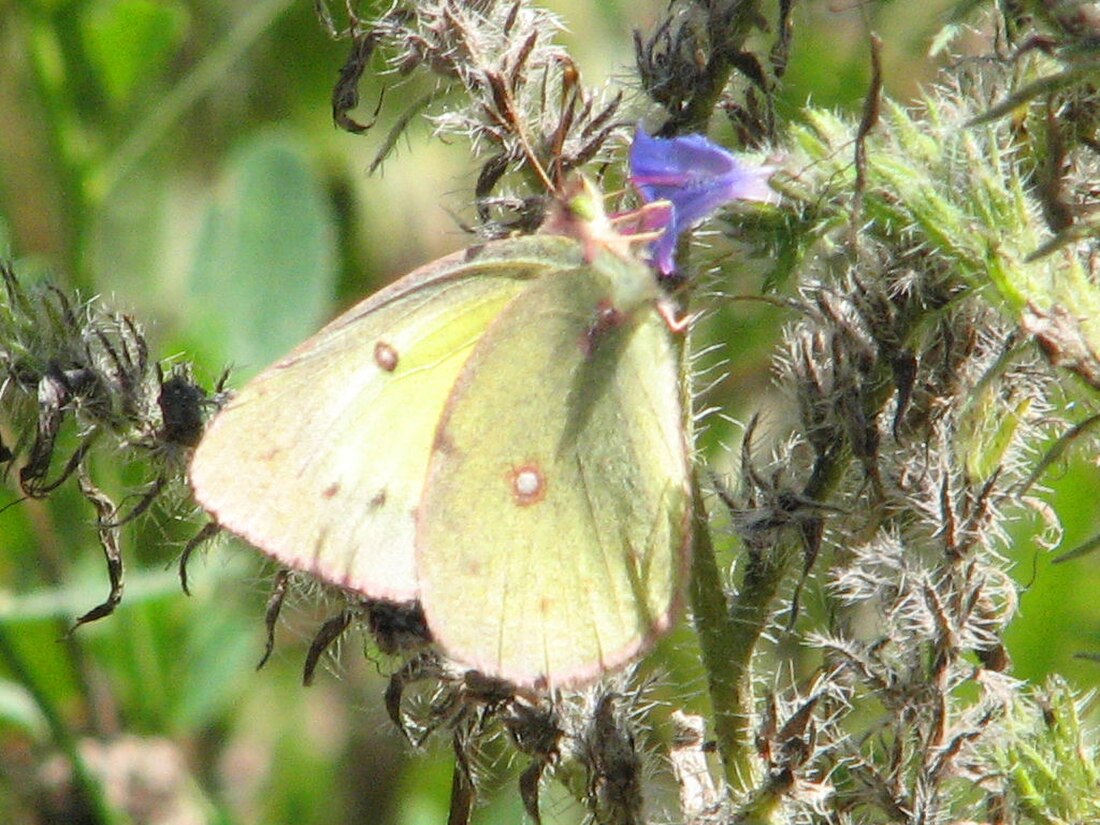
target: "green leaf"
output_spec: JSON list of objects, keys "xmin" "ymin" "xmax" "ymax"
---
[
  {"xmin": 189, "ymin": 132, "xmax": 338, "ymax": 372},
  {"xmin": 82, "ymin": 0, "xmax": 190, "ymax": 105}
]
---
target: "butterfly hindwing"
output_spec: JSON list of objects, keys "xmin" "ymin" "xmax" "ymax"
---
[
  {"xmin": 417, "ymin": 254, "xmax": 691, "ymax": 688},
  {"xmin": 189, "ymin": 239, "xmax": 572, "ymax": 599}
]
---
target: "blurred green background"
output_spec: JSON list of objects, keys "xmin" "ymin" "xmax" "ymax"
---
[{"xmin": 1, "ymin": 0, "xmax": 1098, "ymax": 823}]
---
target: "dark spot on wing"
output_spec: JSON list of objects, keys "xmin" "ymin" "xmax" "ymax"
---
[
  {"xmin": 322, "ymin": 482, "xmax": 341, "ymax": 499},
  {"xmin": 374, "ymin": 340, "xmax": 399, "ymax": 372},
  {"xmin": 260, "ymin": 447, "xmax": 282, "ymax": 461},
  {"xmin": 369, "ymin": 489, "xmax": 387, "ymax": 509}
]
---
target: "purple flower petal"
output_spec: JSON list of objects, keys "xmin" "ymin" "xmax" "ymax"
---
[{"xmin": 629, "ymin": 127, "xmax": 775, "ymax": 274}]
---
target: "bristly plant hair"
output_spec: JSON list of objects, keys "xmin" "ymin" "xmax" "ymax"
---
[{"xmin": 319, "ymin": 0, "xmax": 624, "ymax": 235}]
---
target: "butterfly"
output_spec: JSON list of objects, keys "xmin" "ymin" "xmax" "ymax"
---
[{"xmin": 189, "ymin": 177, "xmax": 693, "ymax": 689}]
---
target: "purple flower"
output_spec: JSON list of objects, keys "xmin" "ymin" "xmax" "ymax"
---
[{"xmin": 628, "ymin": 127, "xmax": 775, "ymax": 275}]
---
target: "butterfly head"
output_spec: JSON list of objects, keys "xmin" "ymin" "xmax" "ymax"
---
[{"xmin": 539, "ymin": 175, "xmax": 638, "ymax": 264}]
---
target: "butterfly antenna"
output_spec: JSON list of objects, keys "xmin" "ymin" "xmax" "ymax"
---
[{"xmin": 610, "ymin": 199, "xmax": 673, "ymax": 247}]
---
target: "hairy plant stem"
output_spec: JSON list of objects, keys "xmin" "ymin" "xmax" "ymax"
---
[
  {"xmin": 665, "ymin": 0, "xmax": 767, "ymax": 134},
  {"xmin": 691, "ymin": 476, "xmax": 798, "ymax": 794},
  {"xmin": 690, "ymin": 261, "xmax": 947, "ymax": 798}
]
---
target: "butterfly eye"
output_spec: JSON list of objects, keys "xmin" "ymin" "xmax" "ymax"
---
[{"xmin": 579, "ymin": 300, "xmax": 627, "ymax": 357}]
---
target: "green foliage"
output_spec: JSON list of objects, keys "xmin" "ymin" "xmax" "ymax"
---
[
  {"xmin": 189, "ymin": 133, "xmax": 338, "ymax": 369},
  {"xmin": 987, "ymin": 677, "xmax": 1100, "ymax": 824},
  {"xmin": 82, "ymin": 0, "xmax": 190, "ymax": 107}
]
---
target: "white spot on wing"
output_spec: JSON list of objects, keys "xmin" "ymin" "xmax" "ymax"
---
[{"xmin": 508, "ymin": 463, "xmax": 546, "ymax": 506}]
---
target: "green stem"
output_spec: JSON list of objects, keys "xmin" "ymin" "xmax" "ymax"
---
[
  {"xmin": 0, "ymin": 627, "xmax": 123, "ymax": 825},
  {"xmin": 689, "ymin": 474, "xmax": 798, "ymax": 794},
  {"xmin": 688, "ymin": 477, "xmax": 754, "ymax": 790},
  {"xmin": 23, "ymin": 6, "xmax": 93, "ymax": 290}
]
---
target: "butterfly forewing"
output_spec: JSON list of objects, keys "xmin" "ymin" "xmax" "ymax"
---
[
  {"xmin": 190, "ymin": 239, "xmax": 572, "ymax": 600},
  {"xmin": 417, "ymin": 257, "xmax": 691, "ymax": 688}
]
